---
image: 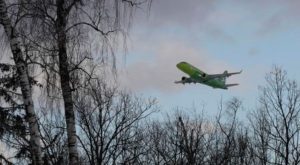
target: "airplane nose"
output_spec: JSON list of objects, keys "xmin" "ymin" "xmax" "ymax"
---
[{"xmin": 176, "ymin": 61, "xmax": 186, "ymax": 69}]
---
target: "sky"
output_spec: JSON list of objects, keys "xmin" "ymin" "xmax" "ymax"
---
[
  {"xmin": 116, "ymin": 0, "xmax": 300, "ymax": 118},
  {"xmin": 2, "ymin": 0, "xmax": 299, "ymax": 160}
]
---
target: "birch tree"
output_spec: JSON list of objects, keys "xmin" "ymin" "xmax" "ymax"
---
[
  {"xmin": 0, "ymin": 0, "xmax": 43, "ymax": 164},
  {"xmin": 17, "ymin": 0, "xmax": 151, "ymax": 164},
  {"xmin": 15, "ymin": 0, "xmax": 152, "ymax": 163}
]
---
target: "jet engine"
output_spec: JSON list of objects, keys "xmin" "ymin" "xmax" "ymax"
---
[{"xmin": 181, "ymin": 76, "xmax": 193, "ymax": 83}]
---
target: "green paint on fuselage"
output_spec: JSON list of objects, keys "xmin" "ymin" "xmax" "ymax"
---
[
  {"xmin": 176, "ymin": 62, "xmax": 226, "ymax": 89},
  {"xmin": 176, "ymin": 62, "xmax": 204, "ymax": 79},
  {"xmin": 206, "ymin": 78, "xmax": 226, "ymax": 89}
]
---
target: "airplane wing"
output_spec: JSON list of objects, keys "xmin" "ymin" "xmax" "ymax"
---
[
  {"xmin": 206, "ymin": 70, "xmax": 242, "ymax": 79},
  {"xmin": 175, "ymin": 80, "xmax": 185, "ymax": 84}
]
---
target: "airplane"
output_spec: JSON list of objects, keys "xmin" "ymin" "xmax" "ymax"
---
[{"xmin": 175, "ymin": 61, "xmax": 242, "ymax": 89}]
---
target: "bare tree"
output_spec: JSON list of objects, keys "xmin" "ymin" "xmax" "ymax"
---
[
  {"xmin": 74, "ymin": 78, "xmax": 156, "ymax": 164},
  {"xmin": 250, "ymin": 66, "xmax": 300, "ymax": 165},
  {"xmin": 37, "ymin": 104, "xmax": 69, "ymax": 165},
  {"xmin": 145, "ymin": 98, "xmax": 250, "ymax": 165},
  {"xmin": 13, "ymin": 0, "xmax": 153, "ymax": 163},
  {"xmin": 0, "ymin": 0, "xmax": 43, "ymax": 164},
  {"xmin": 249, "ymin": 106, "xmax": 271, "ymax": 165},
  {"xmin": 207, "ymin": 98, "xmax": 252, "ymax": 165},
  {"xmin": 145, "ymin": 109, "xmax": 217, "ymax": 165}
]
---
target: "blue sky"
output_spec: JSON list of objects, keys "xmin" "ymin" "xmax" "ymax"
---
[{"xmin": 117, "ymin": 0, "xmax": 300, "ymax": 117}]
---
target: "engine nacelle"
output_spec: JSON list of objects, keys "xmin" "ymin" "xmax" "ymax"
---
[{"xmin": 181, "ymin": 76, "xmax": 194, "ymax": 83}]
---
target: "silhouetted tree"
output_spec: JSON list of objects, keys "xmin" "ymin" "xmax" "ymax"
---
[
  {"xmin": 146, "ymin": 109, "xmax": 216, "ymax": 165},
  {"xmin": 15, "ymin": 0, "xmax": 152, "ymax": 163},
  {"xmin": 250, "ymin": 66, "xmax": 300, "ymax": 165},
  {"xmin": 0, "ymin": 0, "xmax": 43, "ymax": 164},
  {"xmin": 209, "ymin": 98, "xmax": 251, "ymax": 165},
  {"xmin": 74, "ymin": 78, "xmax": 156, "ymax": 164},
  {"xmin": 249, "ymin": 105, "xmax": 271, "ymax": 165},
  {"xmin": 37, "ymin": 104, "xmax": 69, "ymax": 165}
]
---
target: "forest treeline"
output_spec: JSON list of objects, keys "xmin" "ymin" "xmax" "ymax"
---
[
  {"xmin": 1, "ymin": 0, "xmax": 300, "ymax": 165},
  {"xmin": 1, "ymin": 65, "xmax": 300, "ymax": 165}
]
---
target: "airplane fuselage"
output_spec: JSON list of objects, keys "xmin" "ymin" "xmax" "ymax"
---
[{"xmin": 176, "ymin": 62, "xmax": 228, "ymax": 89}]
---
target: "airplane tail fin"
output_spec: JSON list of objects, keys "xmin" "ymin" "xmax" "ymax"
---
[
  {"xmin": 221, "ymin": 70, "xmax": 228, "ymax": 84},
  {"xmin": 225, "ymin": 83, "xmax": 239, "ymax": 88}
]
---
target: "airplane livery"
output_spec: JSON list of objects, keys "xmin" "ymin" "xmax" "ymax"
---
[{"xmin": 175, "ymin": 62, "xmax": 242, "ymax": 89}]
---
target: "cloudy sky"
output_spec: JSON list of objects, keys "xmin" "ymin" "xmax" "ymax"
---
[{"xmin": 118, "ymin": 0, "xmax": 300, "ymax": 116}]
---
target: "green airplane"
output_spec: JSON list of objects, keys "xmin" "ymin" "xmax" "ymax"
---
[{"xmin": 175, "ymin": 61, "xmax": 242, "ymax": 89}]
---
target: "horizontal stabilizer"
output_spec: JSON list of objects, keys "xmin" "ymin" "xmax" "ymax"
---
[
  {"xmin": 225, "ymin": 70, "xmax": 242, "ymax": 77},
  {"xmin": 225, "ymin": 83, "xmax": 239, "ymax": 88}
]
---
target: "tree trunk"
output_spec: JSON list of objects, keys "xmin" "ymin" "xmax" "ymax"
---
[
  {"xmin": 56, "ymin": 0, "xmax": 79, "ymax": 164},
  {"xmin": 0, "ymin": 0, "xmax": 43, "ymax": 164}
]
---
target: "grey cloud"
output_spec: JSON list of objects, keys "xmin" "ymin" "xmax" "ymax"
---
[
  {"xmin": 134, "ymin": 0, "xmax": 300, "ymax": 40},
  {"xmin": 135, "ymin": 0, "xmax": 241, "ymax": 44},
  {"xmin": 132, "ymin": 0, "xmax": 219, "ymax": 35},
  {"xmin": 203, "ymin": 27, "xmax": 236, "ymax": 43},
  {"xmin": 148, "ymin": 0, "xmax": 216, "ymax": 27},
  {"xmin": 232, "ymin": 0, "xmax": 300, "ymax": 35}
]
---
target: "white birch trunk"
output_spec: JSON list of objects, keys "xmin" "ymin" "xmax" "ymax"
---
[{"xmin": 0, "ymin": 0, "xmax": 43, "ymax": 164}]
